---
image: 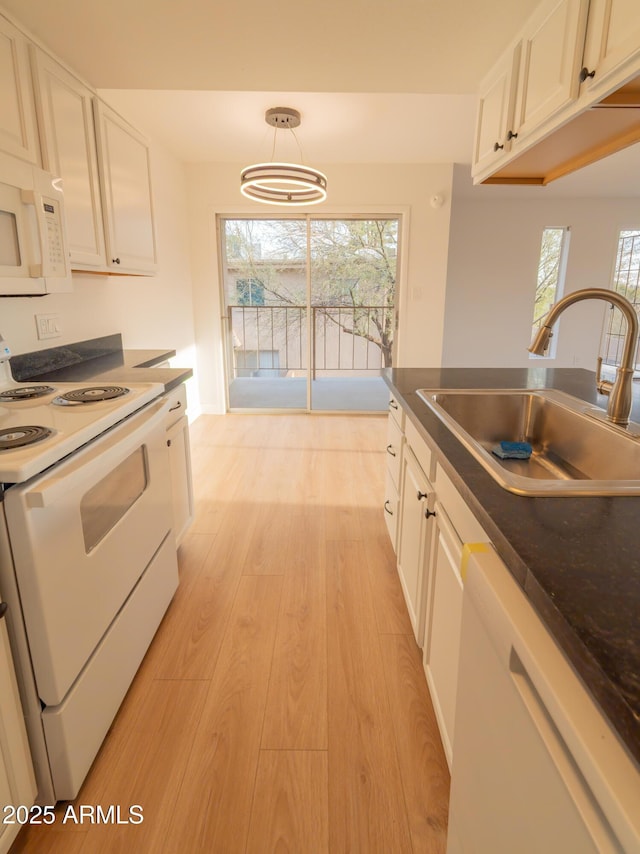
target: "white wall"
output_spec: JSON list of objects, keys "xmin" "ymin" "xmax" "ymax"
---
[
  {"xmin": 443, "ymin": 169, "xmax": 640, "ymax": 369},
  {"xmin": 1, "ymin": 142, "xmax": 198, "ymax": 405},
  {"xmin": 186, "ymin": 161, "xmax": 454, "ymax": 412}
]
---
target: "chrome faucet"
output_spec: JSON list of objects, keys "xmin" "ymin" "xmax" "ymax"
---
[{"xmin": 529, "ymin": 288, "xmax": 639, "ymax": 427}]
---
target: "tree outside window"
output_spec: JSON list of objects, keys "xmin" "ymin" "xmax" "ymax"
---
[{"xmin": 530, "ymin": 227, "xmax": 570, "ymax": 357}]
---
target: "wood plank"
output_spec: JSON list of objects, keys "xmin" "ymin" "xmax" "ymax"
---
[
  {"xmin": 162, "ymin": 575, "xmax": 282, "ymax": 853},
  {"xmin": 142, "ymin": 508, "xmax": 250, "ymax": 680},
  {"xmin": 11, "ymin": 681, "xmax": 209, "ymax": 854},
  {"xmin": 326, "ymin": 538, "xmax": 413, "ymax": 854},
  {"xmin": 176, "ymin": 530, "xmax": 216, "ymax": 583},
  {"xmin": 241, "ymin": 503, "xmax": 292, "ymax": 575},
  {"xmin": 360, "ymin": 512, "xmax": 414, "ymax": 636},
  {"xmin": 79, "ymin": 680, "xmax": 209, "ymax": 853},
  {"xmin": 261, "ymin": 511, "xmax": 328, "ymax": 749},
  {"xmin": 245, "ymin": 750, "xmax": 329, "ymax": 854},
  {"xmin": 380, "ymin": 633, "xmax": 450, "ymax": 853}
]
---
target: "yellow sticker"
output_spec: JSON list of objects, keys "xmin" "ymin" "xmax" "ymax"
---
[{"xmin": 460, "ymin": 542, "xmax": 490, "ymax": 584}]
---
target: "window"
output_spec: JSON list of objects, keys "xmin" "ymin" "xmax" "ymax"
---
[
  {"xmin": 600, "ymin": 230, "xmax": 640, "ymax": 370},
  {"xmin": 236, "ymin": 277, "xmax": 265, "ymax": 305},
  {"xmin": 220, "ymin": 215, "xmax": 400, "ymax": 411},
  {"xmin": 530, "ymin": 227, "xmax": 570, "ymax": 358}
]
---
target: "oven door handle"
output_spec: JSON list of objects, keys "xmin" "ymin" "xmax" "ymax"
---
[{"xmin": 25, "ymin": 397, "xmax": 170, "ymax": 509}]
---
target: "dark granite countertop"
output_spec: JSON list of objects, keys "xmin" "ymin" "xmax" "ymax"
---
[
  {"xmin": 383, "ymin": 367, "xmax": 640, "ymax": 766},
  {"xmin": 10, "ymin": 334, "xmax": 192, "ymax": 392}
]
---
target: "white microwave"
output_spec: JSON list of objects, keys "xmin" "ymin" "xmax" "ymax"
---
[{"xmin": 0, "ymin": 151, "xmax": 71, "ymax": 296}]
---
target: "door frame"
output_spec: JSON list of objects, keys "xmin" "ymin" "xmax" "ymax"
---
[{"xmin": 216, "ymin": 209, "xmax": 408, "ymax": 413}]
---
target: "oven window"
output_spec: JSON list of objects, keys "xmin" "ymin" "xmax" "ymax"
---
[
  {"xmin": 80, "ymin": 446, "xmax": 148, "ymax": 552},
  {"xmin": 0, "ymin": 211, "xmax": 21, "ymax": 266}
]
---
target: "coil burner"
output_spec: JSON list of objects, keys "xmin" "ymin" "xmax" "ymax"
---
[
  {"xmin": 0, "ymin": 426, "xmax": 53, "ymax": 450},
  {"xmin": 53, "ymin": 386, "xmax": 130, "ymax": 405},
  {"xmin": 0, "ymin": 386, "xmax": 56, "ymax": 402}
]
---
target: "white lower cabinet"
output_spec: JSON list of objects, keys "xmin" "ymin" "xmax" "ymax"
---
[
  {"xmin": 383, "ymin": 406, "xmax": 404, "ymax": 551},
  {"xmin": 396, "ymin": 444, "xmax": 435, "ymax": 646},
  {"xmin": 0, "ymin": 609, "xmax": 36, "ymax": 854},
  {"xmin": 422, "ymin": 502, "xmax": 464, "ymax": 768},
  {"xmin": 383, "ymin": 468, "xmax": 400, "ymax": 548},
  {"xmin": 392, "ymin": 411, "xmax": 488, "ymax": 767},
  {"xmin": 164, "ymin": 385, "xmax": 194, "ymax": 546},
  {"xmin": 387, "ymin": 393, "xmax": 640, "ymax": 850}
]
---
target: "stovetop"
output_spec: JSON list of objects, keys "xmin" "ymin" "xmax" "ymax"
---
[{"xmin": 0, "ymin": 379, "xmax": 165, "ymax": 484}]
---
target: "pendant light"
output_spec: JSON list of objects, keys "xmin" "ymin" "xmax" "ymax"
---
[{"xmin": 240, "ymin": 108, "xmax": 327, "ymax": 206}]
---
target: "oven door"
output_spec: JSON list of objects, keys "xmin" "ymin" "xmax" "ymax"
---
[{"xmin": 3, "ymin": 396, "xmax": 171, "ymax": 706}]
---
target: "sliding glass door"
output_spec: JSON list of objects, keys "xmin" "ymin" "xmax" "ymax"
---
[{"xmin": 219, "ymin": 215, "xmax": 398, "ymax": 412}]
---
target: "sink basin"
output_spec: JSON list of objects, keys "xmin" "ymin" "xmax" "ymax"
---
[{"xmin": 417, "ymin": 388, "xmax": 640, "ymax": 496}]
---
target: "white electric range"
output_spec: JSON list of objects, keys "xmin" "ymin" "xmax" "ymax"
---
[
  {"xmin": 0, "ymin": 343, "xmax": 179, "ymax": 803},
  {"xmin": 0, "ymin": 363, "xmax": 165, "ymax": 483}
]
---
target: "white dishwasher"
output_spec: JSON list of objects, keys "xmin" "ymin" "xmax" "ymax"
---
[{"xmin": 447, "ymin": 546, "xmax": 640, "ymax": 854}]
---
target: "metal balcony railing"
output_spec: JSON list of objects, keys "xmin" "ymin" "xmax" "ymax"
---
[{"xmin": 228, "ymin": 304, "xmax": 393, "ymax": 378}]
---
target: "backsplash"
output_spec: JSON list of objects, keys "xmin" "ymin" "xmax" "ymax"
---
[{"xmin": 10, "ymin": 333, "xmax": 124, "ymax": 381}]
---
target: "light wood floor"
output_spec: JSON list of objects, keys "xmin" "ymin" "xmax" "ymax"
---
[{"xmin": 12, "ymin": 414, "xmax": 450, "ymax": 854}]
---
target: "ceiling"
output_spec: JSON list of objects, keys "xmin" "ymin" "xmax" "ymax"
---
[
  {"xmin": 97, "ymin": 90, "xmax": 478, "ymax": 165},
  {"xmin": 4, "ymin": 0, "xmax": 539, "ymax": 93},
  {"xmin": 3, "ymin": 0, "xmax": 640, "ymax": 194}
]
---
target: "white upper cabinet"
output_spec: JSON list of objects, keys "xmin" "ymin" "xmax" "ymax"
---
[
  {"xmin": 510, "ymin": 0, "xmax": 590, "ymax": 143},
  {"xmin": 0, "ymin": 15, "xmax": 40, "ymax": 164},
  {"xmin": 581, "ymin": 0, "xmax": 640, "ymax": 93},
  {"xmin": 473, "ymin": 0, "xmax": 640, "ymax": 184},
  {"xmin": 31, "ymin": 48, "xmax": 106, "ymax": 270},
  {"xmin": 93, "ymin": 100, "xmax": 157, "ymax": 275},
  {"xmin": 473, "ymin": 44, "xmax": 521, "ymax": 175}
]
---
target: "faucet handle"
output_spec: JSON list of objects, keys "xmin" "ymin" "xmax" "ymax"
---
[{"xmin": 596, "ymin": 356, "xmax": 613, "ymax": 396}]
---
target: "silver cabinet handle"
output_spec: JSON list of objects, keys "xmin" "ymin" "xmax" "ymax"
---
[
  {"xmin": 384, "ymin": 500, "xmax": 393, "ymax": 516},
  {"xmin": 169, "ymin": 401, "xmax": 182, "ymax": 412},
  {"xmin": 386, "ymin": 444, "xmax": 396, "ymax": 457}
]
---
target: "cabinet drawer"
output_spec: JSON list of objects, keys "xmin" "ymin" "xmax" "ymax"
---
[
  {"xmin": 388, "ymin": 394, "xmax": 405, "ymax": 430},
  {"xmin": 434, "ymin": 465, "xmax": 488, "ymax": 544},
  {"xmin": 405, "ymin": 418, "xmax": 435, "ymax": 481},
  {"xmin": 385, "ymin": 414, "xmax": 403, "ymax": 489},
  {"xmin": 164, "ymin": 384, "xmax": 188, "ymax": 429}
]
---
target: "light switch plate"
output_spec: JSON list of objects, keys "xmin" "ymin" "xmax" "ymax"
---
[{"xmin": 35, "ymin": 313, "xmax": 62, "ymax": 340}]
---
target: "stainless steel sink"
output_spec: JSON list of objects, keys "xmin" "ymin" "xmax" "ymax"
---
[{"xmin": 417, "ymin": 388, "xmax": 640, "ymax": 496}]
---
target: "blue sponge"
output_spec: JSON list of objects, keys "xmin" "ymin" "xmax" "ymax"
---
[{"xmin": 492, "ymin": 441, "xmax": 533, "ymax": 460}]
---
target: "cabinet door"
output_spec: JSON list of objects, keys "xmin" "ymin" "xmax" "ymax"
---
[
  {"xmin": 0, "ymin": 612, "xmax": 37, "ymax": 853},
  {"xmin": 472, "ymin": 44, "xmax": 521, "ymax": 177},
  {"xmin": 167, "ymin": 413, "xmax": 194, "ymax": 546},
  {"xmin": 396, "ymin": 446, "xmax": 434, "ymax": 645},
  {"xmin": 383, "ymin": 469, "xmax": 399, "ymax": 551},
  {"xmin": 31, "ymin": 49, "xmax": 106, "ymax": 269},
  {"xmin": 581, "ymin": 0, "xmax": 640, "ymax": 92},
  {"xmin": 0, "ymin": 16, "xmax": 39, "ymax": 164},
  {"xmin": 512, "ymin": 0, "xmax": 590, "ymax": 142},
  {"xmin": 385, "ymin": 412, "xmax": 403, "ymax": 491},
  {"xmin": 422, "ymin": 503, "xmax": 463, "ymax": 769},
  {"xmin": 93, "ymin": 100, "xmax": 157, "ymax": 274}
]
